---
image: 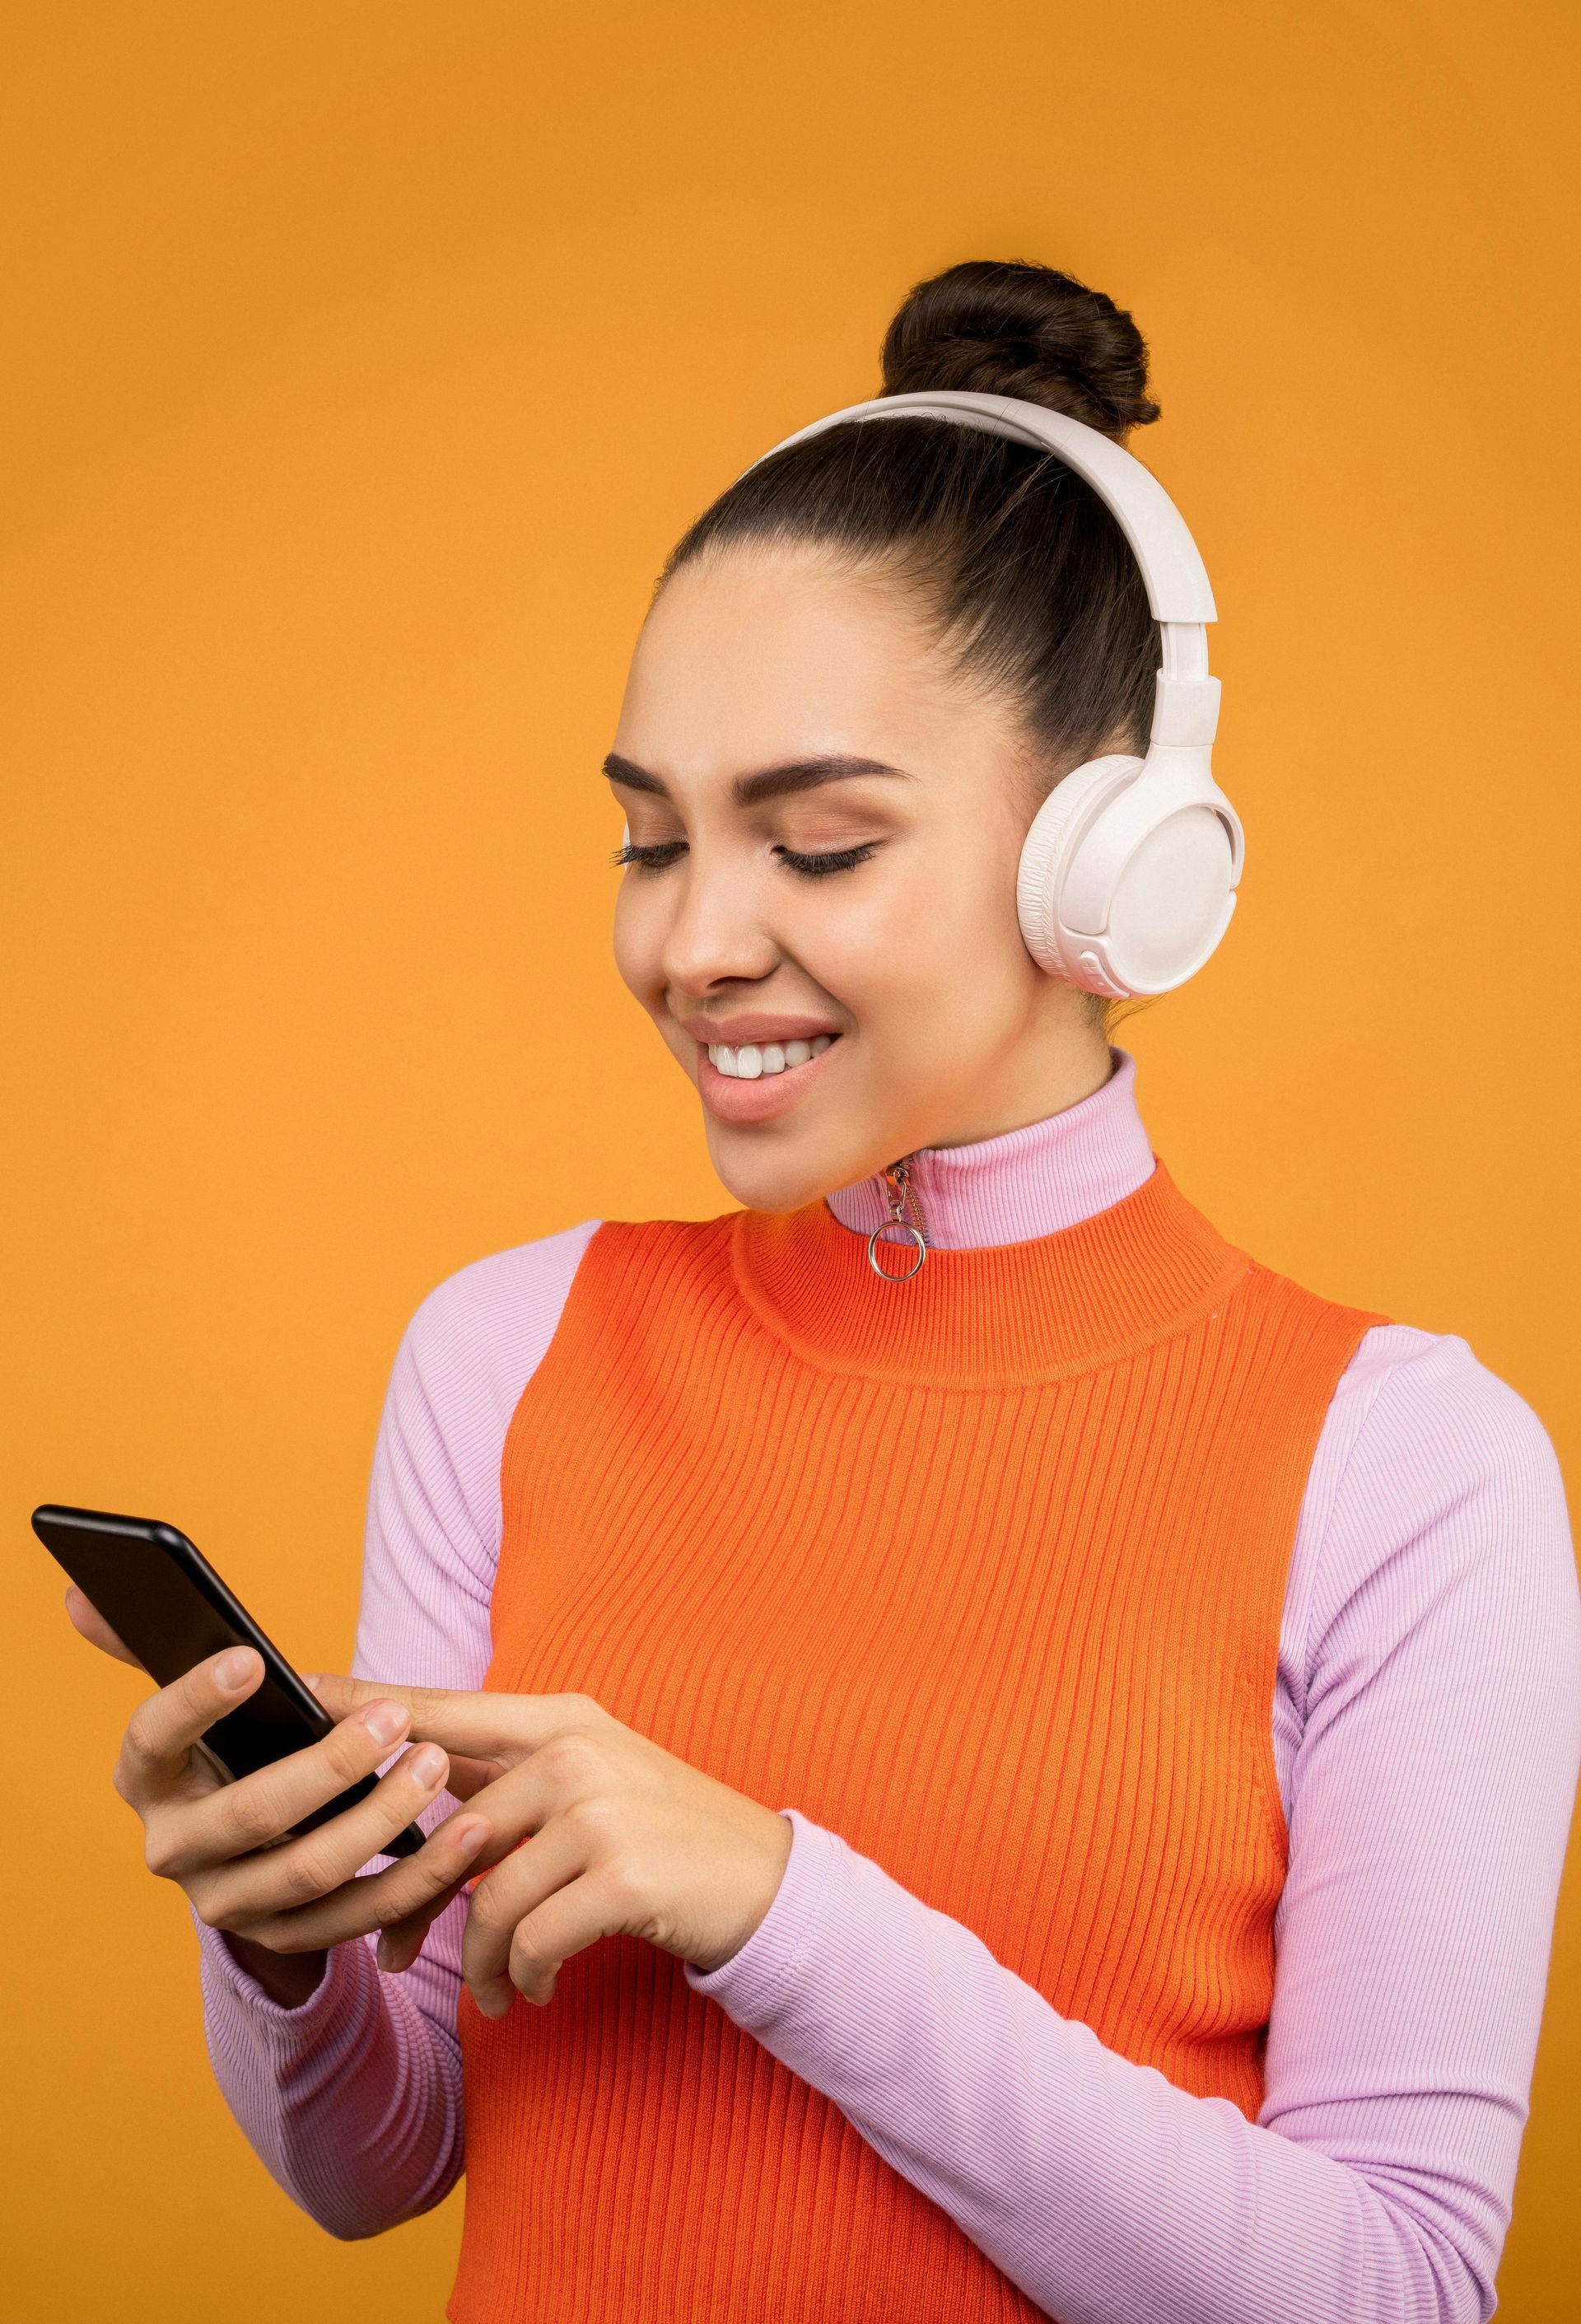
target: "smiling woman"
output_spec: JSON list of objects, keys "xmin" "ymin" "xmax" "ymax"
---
[
  {"xmin": 71, "ymin": 258, "xmax": 1579, "ymax": 2324},
  {"xmin": 604, "ymin": 537, "xmax": 1124, "ymax": 1202}
]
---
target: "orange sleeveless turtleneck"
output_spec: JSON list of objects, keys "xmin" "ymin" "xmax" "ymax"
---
[{"xmin": 448, "ymin": 1160, "xmax": 1386, "ymax": 2323}]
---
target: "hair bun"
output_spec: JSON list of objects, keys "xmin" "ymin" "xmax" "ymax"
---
[{"xmin": 879, "ymin": 259, "xmax": 1160, "ymax": 441}]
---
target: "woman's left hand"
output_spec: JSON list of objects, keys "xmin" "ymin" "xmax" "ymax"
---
[{"xmin": 306, "ymin": 1674, "xmax": 794, "ymax": 2014}]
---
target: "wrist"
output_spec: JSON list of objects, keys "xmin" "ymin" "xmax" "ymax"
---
[
  {"xmin": 694, "ymin": 1808, "xmax": 795, "ymax": 1976},
  {"xmin": 219, "ymin": 1928, "xmax": 330, "ymax": 2009},
  {"xmin": 686, "ymin": 1809, "xmax": 842, "ymax": 2021}
]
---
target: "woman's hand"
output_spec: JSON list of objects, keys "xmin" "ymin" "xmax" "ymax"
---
[
  {"xmin": 64, "ymin": 1586, "xmax": 492, "ymax": 2004},
  {"xmin": 307, "ymin": 1673, "xmax": 795, "ymax": 2015}
]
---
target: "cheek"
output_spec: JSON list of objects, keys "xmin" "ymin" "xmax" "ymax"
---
[
  {"xmin": 611, "ymin": 881, "xmax": 663, "ymax": 1003},
  {"xmin": 821, "ymin": 819, "xmax": 1024, "ymax": 1005},
  {"xmin": 851, "ymin": 834, "xmax": 1036, "ymax": 1102}
]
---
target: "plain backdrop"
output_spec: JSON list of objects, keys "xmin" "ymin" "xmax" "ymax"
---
[{"xmin": 3, "ymin": 3, "xmax": 1577, "ymax": 2317}]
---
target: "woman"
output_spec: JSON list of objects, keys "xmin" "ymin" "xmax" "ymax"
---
[{"xmin": 71, "ymin": 260, "xmax": 1580, "ymax": 2322}]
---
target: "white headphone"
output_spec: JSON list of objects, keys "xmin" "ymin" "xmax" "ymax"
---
[{"xmin": 624, "ymin": 388, "xmax": 1243, "ymax": 1000}]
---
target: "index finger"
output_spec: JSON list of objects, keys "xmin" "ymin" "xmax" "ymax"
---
[
  {"xmin": 117, "ymin": 1646, "xmax": 264, "ymax": 1803},
  {"xmin": 64, "ymin": 1584, "xmax": 140, "ymax": 1668},
  {"xmin": 305, "ymin": 1672, "xmax": 585, "ymax": 1760}
]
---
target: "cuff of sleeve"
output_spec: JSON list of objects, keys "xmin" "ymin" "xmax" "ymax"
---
[
  {"xmin": 192, "ymin": 1905, "xmax": 375, "ymax": 2034},
  {"xmin": 683, "ymin": 1808, "xmax": 845, "ymax": 2027}
]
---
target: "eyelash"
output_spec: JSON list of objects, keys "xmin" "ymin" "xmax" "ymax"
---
[{"xmin": 612, "ymin": 840, "xmax": 879, "ymax": 880}]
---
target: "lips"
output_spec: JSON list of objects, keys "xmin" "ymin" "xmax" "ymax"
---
[
  {"xmin": 695, "ymin": 1032, "xmax": 842, "ymax": 1125},
  {"xmin": 677, "ymin": 1015, "xmax": 842, "ymax": 1049},
  {"xmin": 707, "ymin": 1034, "xmax": 832, "ymax": 1079}
]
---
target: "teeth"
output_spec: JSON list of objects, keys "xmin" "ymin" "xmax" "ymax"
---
[{"xmin": 707, "ymin": 1033, "xmax": 836, "ymax": 1078}]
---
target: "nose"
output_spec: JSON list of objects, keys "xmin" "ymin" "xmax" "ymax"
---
[{"xmin": 656, "ymin": 841, "xmax": 781, "ymax": 997}]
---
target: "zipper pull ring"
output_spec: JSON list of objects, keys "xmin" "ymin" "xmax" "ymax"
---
[{"xmin": 868, "ymin": 1156, "xmax": 929, "ymax": 1282}]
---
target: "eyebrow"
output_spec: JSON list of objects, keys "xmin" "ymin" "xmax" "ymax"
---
[{"xmin": 602, "ymin": 750, "xmax": 914, "ymax": 808}]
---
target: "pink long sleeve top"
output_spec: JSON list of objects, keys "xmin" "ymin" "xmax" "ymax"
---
[{"xmin": 194, "ymin": 1046, "xmax": 1581, "ymax": 2320}]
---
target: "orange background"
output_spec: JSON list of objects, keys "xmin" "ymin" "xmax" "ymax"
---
[{"xmin": 3, "ymin": 3, "xmax": 1577, "ymax": 2317}]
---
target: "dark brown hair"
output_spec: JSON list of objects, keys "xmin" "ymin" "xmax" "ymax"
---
[{"xmin": 658, "ymin": 259, "xmax": 1165, "ymax": 1034}]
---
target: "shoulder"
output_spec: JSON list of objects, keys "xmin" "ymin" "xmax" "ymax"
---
[
  {"xmin": 1323, "ymin": 1320, "xmax": 1565, "ymax": 1517},
  {"xmin": 375, "ymin": 1220, "xmax": 603, "ymax": 1560},
  {"xmin": 393, "ymin": 1206, "xmax": 740, "ymax": 1404},
  {"xmin": 399, "ymin": 1217, "xmax": 604, "ymax": 1402},
  {"xmin": 1287, "ymin": 1317, "xmax": 1576, "ymax": 1710}
]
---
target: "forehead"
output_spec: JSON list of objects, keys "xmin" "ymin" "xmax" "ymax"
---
[{"xmin": 615, "ymin": 545, "xmax": 982, "ymax": 774}]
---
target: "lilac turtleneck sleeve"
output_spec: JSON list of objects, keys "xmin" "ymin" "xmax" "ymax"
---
[{"xmin": 194, "ymin": 1049, "xmax": 1581, "ymax": 2322}]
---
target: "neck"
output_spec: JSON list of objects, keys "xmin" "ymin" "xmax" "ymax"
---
[{"xmin": 825, "ymin": 1045, "xmax": 1155, "ymax": 1251}]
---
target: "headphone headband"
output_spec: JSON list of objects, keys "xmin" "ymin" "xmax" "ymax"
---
[{"xmin": 741, "ymin": 390, "xmax": 1216, "ymax": 625}]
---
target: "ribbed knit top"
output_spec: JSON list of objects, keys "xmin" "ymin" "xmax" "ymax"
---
[
  {"xmin": 192, "ymin": 1047, "xmax": 1581, "ymax": 2323},
  {"xmin": 448, "ymin": 1147, "xmax": 1386, "ymax": 2320}
]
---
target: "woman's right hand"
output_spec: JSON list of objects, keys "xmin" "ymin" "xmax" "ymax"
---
[{"xmin": 66, "ymin": 1584, "xmax": 492, "ymax": 2007}]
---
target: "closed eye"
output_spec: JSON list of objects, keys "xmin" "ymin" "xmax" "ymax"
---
[
  {"xmin": 613, "ymin": 840, "xmax": 879, "ymax": 880},
  {"xmin": 776, "ymin": 842, "xmax": 879, "ymax": 878},
  {"xmin": 612, "ymin": 839, "xmax": 686, "ymax": 872}
]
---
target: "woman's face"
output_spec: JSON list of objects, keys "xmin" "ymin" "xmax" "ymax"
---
[{"xmin": 609, "ymin": 544, "xmax": 1103, "ymax": 1214}]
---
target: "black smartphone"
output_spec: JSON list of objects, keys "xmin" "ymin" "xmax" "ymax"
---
[{"xmin": 33, "ymin": 1502, "xmax": 424, "ymax": 1860}]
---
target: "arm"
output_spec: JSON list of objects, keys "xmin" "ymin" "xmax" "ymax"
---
[
  {"xmin": 195, "ymin": 1220, "xmax": 599, "ymax": 2237},
  {"xmin": 686, "ymin": 1329, "xmax": 1581, "ymax": 2323}
]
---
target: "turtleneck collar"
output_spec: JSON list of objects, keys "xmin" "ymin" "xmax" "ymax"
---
[
  {"xmin": 824, "ymin": 1043, "xmax": 1155, "ymax": 1251},
  {"xmin": 729, "ymin": 1048, "xmax": 1248, "ymax": 1388}
]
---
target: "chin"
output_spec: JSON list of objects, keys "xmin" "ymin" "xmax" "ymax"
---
[{"xmin": 702, "ymin": 1120, "xmax": 856, "ymax": 1216}]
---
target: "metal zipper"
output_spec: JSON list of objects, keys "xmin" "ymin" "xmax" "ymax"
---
[{"xmin": 867, "ymin": 1154, "xmax": 930, "ymax": 1281}]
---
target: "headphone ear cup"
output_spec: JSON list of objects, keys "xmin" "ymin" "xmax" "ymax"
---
[{"xmin": 1016, "ymin": 755, "xmax": 1143, "ymax": 987}]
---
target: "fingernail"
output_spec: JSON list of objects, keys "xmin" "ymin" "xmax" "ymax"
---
[
  {"xmin": 216, "ymin": 1648, "xmax": 258, "ymax": 1691},
  {"xmin": 359, "ymin": 1701, "xmax": 408, "ymax": 1747},
  {"xmin": 454, "ymin": 1818, "xmax": 490, "ymax": 1857},
  {"xmin": 408, "ymin": 1743, "xmax": 446, "ymax": 1786}
]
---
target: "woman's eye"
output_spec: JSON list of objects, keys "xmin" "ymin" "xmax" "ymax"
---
[
  {"xmin": 613, "ymin": 839, "xmax": 879, "ymax": 880},
  {"xmin": 774, "ymin": 842, "xmax": 879, "ymax": 879},
  {"xmin": 613, "ymin": 838, "xmax": 687, "ymax": 873}
]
